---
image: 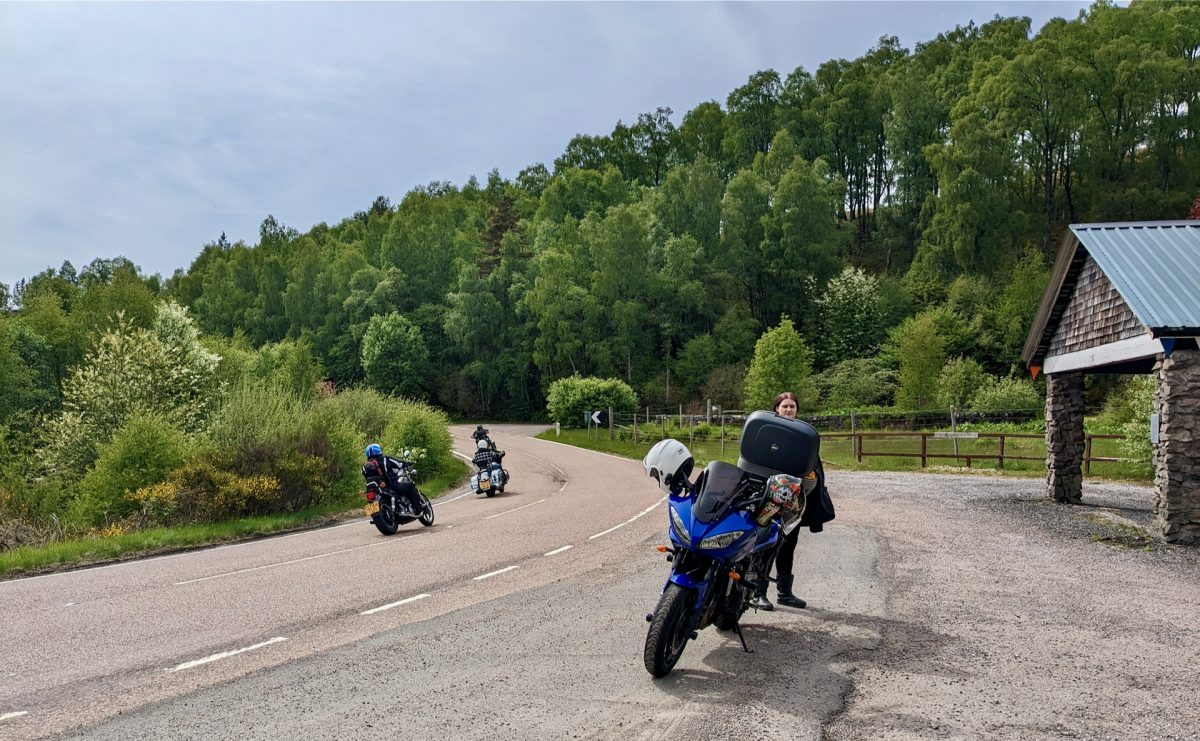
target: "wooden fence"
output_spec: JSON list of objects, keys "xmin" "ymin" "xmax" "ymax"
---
[{"xmin": 828, "ymin": 431, "xmax": 1124, "ymax": 474}]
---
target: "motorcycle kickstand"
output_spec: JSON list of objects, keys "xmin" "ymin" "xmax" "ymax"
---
[{"xmin": 734, "ymin": 621, "xmax": 753, "ymax": 654}]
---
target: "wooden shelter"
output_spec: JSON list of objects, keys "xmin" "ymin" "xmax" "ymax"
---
[{"xmin": 1023, "ymin": 221, "xmax": 1200, "ymax": 544}]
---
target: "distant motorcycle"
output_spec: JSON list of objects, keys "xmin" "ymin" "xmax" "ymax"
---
[
  {"xmin": 470, "ymin": 439, "xmax": 509, "ymax": 497},
  {"xmin": 362, "ymin": 450, "xmax": 435, "ymax": 535}
]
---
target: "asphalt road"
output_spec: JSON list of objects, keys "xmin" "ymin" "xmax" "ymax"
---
[{"xmin": 1, "ymin": 425, "xmax": 1197, "ymax": 740}]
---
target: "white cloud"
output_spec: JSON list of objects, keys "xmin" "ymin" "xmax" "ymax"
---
[{"xmin": 0, "ymin": 1, "xmax": 1094, "ymax": 286}]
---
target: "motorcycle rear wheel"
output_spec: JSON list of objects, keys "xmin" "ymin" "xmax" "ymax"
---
[
  {"xmin": 644, "ymin": 583, "xmax": 694, "ymax": 678},
  {"xmin": 373, "ymin": 501, "xmax": 399, "ymax": 536}
]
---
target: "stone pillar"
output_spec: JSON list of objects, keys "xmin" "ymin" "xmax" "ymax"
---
[
  {"xmin": 1045, "ymin": 371, "xmax": 1084, "ymax": 503},
  {"xmin": 1153, "ymin": 349, "xmax": 1200, "ymax": 544}
]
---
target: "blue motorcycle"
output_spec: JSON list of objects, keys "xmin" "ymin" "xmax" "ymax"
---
[{"xmin": 642, "ymin": 411, "xmax": 819, "ymax": 678}]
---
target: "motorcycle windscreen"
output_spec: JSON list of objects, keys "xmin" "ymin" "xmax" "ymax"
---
[{"xmin": 691, "ymin": 461, "xmax": 746, "ymax": 524}]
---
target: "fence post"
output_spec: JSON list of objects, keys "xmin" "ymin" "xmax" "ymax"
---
[
  {"xmin": 633, "ymin": 412, "xmax": 638, "ymax": 444},
  {"xmin": 850, "ymin": 410, "xmax": 857, "ymax": 460},
  {"xmin": 720, "ymin": 413, "xmax": 726, "ymax": 457},
  {"xmin": 920, "ymin": 433, "xmax": 927, "ymax": 467},
  {"xmin": 706, "ymin": 399, "xmax": 712, "ymax": 425},
  {"xmin": 950, "ymin": 405, "xmax": 960, "ymax": 458},
  {"xmin": 856, "ymin": 433, "xmax": 863, "ymax": 463},
  {"xmin": 1084, "ymin": 435, "xmax": 1093, "ymax": 476},
  {"xmin": 998, "ymin": 434, "xmax": 1006, "ymax": 470},
  {"xmin": 608, "ymin": 407, "xmax": 613, "ymax": 440},
  {"xmin": 661, "ymin": 415, "xmax": 666, "ymax": 441}
]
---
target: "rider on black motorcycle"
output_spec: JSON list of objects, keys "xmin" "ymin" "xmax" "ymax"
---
[
  {"xmin": 472, "ymin": 425, "xmax": 497, "ymax": 451},
  {"xmin": 363, "ymin": 443, "xmax": 424, "ymax": 514}
]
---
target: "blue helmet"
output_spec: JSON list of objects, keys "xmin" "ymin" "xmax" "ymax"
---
[{"xmin": 365, "ymin": 443, "xmax": 382, "ymax": 459}]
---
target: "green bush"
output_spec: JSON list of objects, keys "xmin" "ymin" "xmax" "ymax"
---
[
  {"xmin": 744, "ymin": 316, "xmax": 816, "ymax": 411},
  {"xmin": 305, "ymin": 401, "xmax": 365, "ymax": 497},
  {"xmin": 73, "ymin": 413, "xmax": 188, "ymax": 526},
  {"xmin": 1116, "ymin": 375, "xmax": 1155, "ymax": 472},
  {"xmin": 128, "ymin": 460, "xmax": 281, "ymax": 524},
  {"xmin": 969, "ymin": 377, "xmax": 1043, "ymax": 412},
  {"xmin": 546, "ymin": 375, "xmax": 638, "ymax": 427},
  {"xmin": 816, "ymin": 358, "xmax": 897, "ymax": 410},
  {"xmin": 252, "ymin": 339, "xmax": 324, "ymax": 399},
  {"xmin": 936, "ymin": 357, "xmax": 988, "ymax": 409},
  {"xmin": 382, "ymin": 401, "xmax": 454, "ymax": 483},
  {"xmin": 318, "ymin": 386, "xmax": 404, "ymax": 442},
  {"xmin": 200, "ymin": 381, "xmax": 334, "ymax": 513}
]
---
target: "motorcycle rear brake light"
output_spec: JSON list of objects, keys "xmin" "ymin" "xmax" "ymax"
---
[{"xmin": 366, "ymin": 491, "xmax": 376, "ymax": 502}]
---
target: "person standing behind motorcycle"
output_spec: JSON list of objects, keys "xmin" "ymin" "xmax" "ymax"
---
[
  {"xmin": 363, "ymin": 443, "xmax": 424, "ymax": 514},
  {"xmin": 750, "ymin": 391, "xmax": 835, "ymax": 611}
]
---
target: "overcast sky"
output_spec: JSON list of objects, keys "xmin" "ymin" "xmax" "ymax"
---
[{"xmin": 0, "ymin": 1, "xmax": 1095, "ymax": 288}]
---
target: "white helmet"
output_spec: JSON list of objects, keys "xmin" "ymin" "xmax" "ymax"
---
[
  {"xmin": 642, "ymin": 438, "xmax": 694, "ymax": 494},
  {"xmin": 477, "ymin": 439, "xmax": 490, "ymax": 450}
]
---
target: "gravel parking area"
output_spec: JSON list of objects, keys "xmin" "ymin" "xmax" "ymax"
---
[{"xmin": 816, "ymin": 470, "xmax": 1199, "ymax": 740}]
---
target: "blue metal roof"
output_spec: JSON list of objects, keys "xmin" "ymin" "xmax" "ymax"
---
[{"xmin": 1070, "ymin": 221, "xmax": 1200, "ymax": 334}]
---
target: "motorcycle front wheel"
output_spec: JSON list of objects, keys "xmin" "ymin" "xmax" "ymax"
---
[
  {"xmin": 373, "ymin": 501, "xmax": 400, "ymax": 536},
  {"xmin": 418, "ymin": 493, "xmax": 435, "ymax": 527},
  {"xmin": 644, "ymin": 583, "xmax": 695, "ymax": 678}
]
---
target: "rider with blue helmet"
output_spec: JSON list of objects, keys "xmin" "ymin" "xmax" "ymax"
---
[{"xmin": 362, "ymin": 443, "xmax": 422, "ymax": 513}]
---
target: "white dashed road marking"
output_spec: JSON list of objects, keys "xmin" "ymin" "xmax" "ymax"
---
[
  {"xmin": 589, "ymin": 497, "xmax": 666, "ymax": 539},
  {"xmin": 173, "ymin": 536, "xmax": 423, "ymax": 585},
  {"xmin": 483, "ymin": 498, "xmax": 546, "ymax": 520},
  {"xmin": 167, "ymin": 637, "xmax": 288, "ymax": 672},
  {"xmin": 473, "ymin": 565, "xmax": 519, "ymax": 581},
  {"xmin": 360, "ymin": 593, "xmax": 431, "ymax": 615},
  {"xmin": 0, "ymin": 712, "xmax": 28, "ymax": 722},
  {"xmin": 543, "ymin": 545, "xmax": 573, "ymax": 556}
]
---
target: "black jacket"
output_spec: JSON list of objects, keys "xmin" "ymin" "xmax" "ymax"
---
[
  {"xmin": 363, "ymin": 454, "xmax": 413, "ymax": 493},
  {"xmin": 797, "ymin": 460, "xmax": 835, "ymax": 533}
]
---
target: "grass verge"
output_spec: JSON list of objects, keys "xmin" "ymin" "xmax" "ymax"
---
[{"xmin": 0, "ymin": 458, "xmax": 468, "ymax": 580}]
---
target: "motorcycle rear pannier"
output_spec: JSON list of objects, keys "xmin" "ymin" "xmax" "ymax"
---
[{"xmin": 737, "ymin": 410, "xmax": 820, "ymax": 479}]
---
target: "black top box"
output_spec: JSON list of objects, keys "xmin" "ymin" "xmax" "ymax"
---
[{"xmin": 737, "ymin": 410, "xmax": 820, "ymax": 478}]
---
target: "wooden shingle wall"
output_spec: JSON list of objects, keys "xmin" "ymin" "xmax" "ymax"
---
[{"xmin": 1048, "ymin": 255, "xmax": 1144, "ymax": 357}]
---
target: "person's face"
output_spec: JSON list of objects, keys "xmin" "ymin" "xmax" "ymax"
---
[{"xmin": 776, "ymin": 398, "xmax": 798, "ymax": 419}]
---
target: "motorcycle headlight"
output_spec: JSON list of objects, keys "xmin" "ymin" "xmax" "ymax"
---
[
  {"xmin": 698, "ymin": 530, "xmax": 746, "ymax": 550},
  {"xmin": 669, "ymin": 506, "xmax": 689, "ymax": 543}
]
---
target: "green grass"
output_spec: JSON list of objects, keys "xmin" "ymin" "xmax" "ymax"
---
[
  {"xmin": 0, "ymin": 458, "xmax": 468, "ymax": 580},
  {"xmin": 540, "ymin": 426, "xmax": 1151, "ymax": 483}
]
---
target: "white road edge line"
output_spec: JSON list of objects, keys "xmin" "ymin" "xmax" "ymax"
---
[
  {"xmin": 589, "ymin": 496, "xmax": 666, "ymax": 540},
  {"xmin": 474, "ymin": 565, "xmax": 519, "ymax": 581},
  {"xmin": 360, "ymin": 593, "xmax": 431, "ymax": 615},
  {"xmin": 167, "ymin": 637, "xmax": 288, "ymax": 672},
  {"xmin": 434, "ymin": 490, "xmax": 472, "ymax": 506},
  {"xmin": 531, "ymin": 437, "xmax": 639, "ymax": 464},
  {"xmin": 483, "ymin": 498, "xmax": 546, "ymax": 520},
  {"xmin": 173, "ymin": 536, "xmax": 422, "ymax": 585},
  {"xmin": 543, "ymin": 545, "xmax": 573, "ymax": 556},
  {"xmin": 0, "ymin": 712, "xmax": 28, "ymax": 722}
]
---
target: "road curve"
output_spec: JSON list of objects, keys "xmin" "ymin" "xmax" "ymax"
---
[
  {"xmin": 0, "ymin": 425, "xmax": 679, "ymax": 739},
  {"xmin": 6, "ymin": 428, "xmax": 1193, "ymax": 739}
]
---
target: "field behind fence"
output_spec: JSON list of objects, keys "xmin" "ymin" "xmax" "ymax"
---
[{"xmin": 568, "ymin": 407, "xmax": 1146, "ymax": 481}]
